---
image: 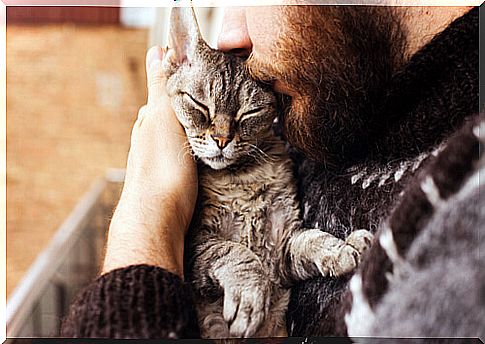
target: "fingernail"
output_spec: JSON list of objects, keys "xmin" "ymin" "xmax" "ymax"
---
[{"xmin": 147, "ymin": 45, "xmax": 164, "ymax": 70}]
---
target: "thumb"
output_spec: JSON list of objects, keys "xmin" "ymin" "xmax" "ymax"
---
[{"xmin": 146, "ymin": 45, "xmax": 167, "ymax": 106}]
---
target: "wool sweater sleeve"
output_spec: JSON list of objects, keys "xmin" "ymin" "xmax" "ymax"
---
[{"xmin": 60, "ymin": 264, "xmax": 200, "ymax": 339}]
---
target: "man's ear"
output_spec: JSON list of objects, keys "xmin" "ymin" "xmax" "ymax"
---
[{"xmin": 166, "ymin": 6, "xmax": 204, "ymax": 66}]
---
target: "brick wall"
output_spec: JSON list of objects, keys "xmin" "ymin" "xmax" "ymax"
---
[{"xmin": 7, "ymin": 6, "xmax": 120, "ymax": 24}]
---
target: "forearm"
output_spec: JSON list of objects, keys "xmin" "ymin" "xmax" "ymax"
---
[
  {"xmin": 103, "ymin": 191, "xmax": 187, "ymax": 277},
  {"xmin": 100, "ymin": 45, "xmax": 197, "ymax": 277},
  {"xmin": 62, "ymin": 46, "xmax": 199, "ymax": 339}
]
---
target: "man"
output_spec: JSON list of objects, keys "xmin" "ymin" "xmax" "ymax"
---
[{"xmin": 61, "ymin": 4, "xmax": 482, "ymax": 339}]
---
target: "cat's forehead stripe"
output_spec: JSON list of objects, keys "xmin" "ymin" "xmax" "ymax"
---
[{"xmin": 208, "ymin": 59, "xmax": 246, "ymax": 118}]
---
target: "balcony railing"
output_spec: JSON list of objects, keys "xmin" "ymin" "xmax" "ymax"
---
[{"xmin": 6, "ymin": 169, "xmax": 125, "ymax": 338}]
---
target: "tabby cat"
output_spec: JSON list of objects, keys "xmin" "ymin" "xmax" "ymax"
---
[{"xmin": 161, "ymin": 6, "xmax": 373, "ymax": 339}]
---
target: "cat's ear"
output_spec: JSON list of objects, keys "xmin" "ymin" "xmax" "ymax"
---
[{"xmin": 166, "ymin": 6, "xmax": 205, "ymax": 66}]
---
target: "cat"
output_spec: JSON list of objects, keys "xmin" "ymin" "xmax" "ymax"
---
[{"xmin": 160, "ymin": 6, "xmax": 374, "ymax": 339}]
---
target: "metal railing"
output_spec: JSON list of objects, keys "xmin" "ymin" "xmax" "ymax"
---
[{"xmin": 6, "ymin": 169, "xmax": 126, "ymax": 338}]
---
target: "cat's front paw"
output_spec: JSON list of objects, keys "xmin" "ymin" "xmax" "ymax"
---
[
  {"xmin": 315, "ymin": 229, "xmax": 374, "ymax": 277},
  {"xmin": 345, "ymin": 229, "xmax": 374, "ymax": 254},
  {"xmin": 222, "ymin": 279, "xmax": 270, "ymax": 338},
  {"xmin": 335, "ymin": 229, "xmax": 374, "ymax": 275}
]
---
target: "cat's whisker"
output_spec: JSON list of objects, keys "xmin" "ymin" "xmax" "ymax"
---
[
  {"xmin": 239, "ymin": 143, "xmax": 275, "ymax": 164},
  {"xmin": 188, "ymin": 135, "xmax": 205, "ymax": 140},
  {"xmin": 189, "ymin": 140, "xmax": 215, "ymax": 162},
  {"xmin": 183, "ymin": 151, "xmax": 195, "ymax": 162},
  {"xmin": 178, "ymin": 140, "xmax": 203, "ymax": 163},
  {"xmin": 237, "ymin": 145, "xmax": 270, "ymax": 165},
  {"xmin": 190, "ymin": 143, "xmax": 208, "ymax": 153},
  {"xmin": 254, "ymin": 149, "xmax": 276, "ymax": 163},
  {"xmin": 190, "ymin": 140, "xmax": 209, "ymax": 148},
  {"xmin": 246, "ymin": 150, "xmax": 266, "ymax": 164},
  {"xmin": 248, "ymin": 144, "xmax": 276, "ymax": 162},
  {"xmin": 181, "ymin": 146, "xmax": 195, "ymax": 158},
  {"xmin": 178, "ymin": 146, "xmax": 196, "ymax": 163}
]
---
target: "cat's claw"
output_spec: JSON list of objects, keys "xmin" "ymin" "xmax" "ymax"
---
[{"xmin": 223, "ymin": 282, "xmax": 269, "ymax": 338}]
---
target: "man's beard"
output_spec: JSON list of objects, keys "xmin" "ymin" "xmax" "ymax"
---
[{"xmin": 247, "ymin": 6, "xmax": 406, "ymax": 168}]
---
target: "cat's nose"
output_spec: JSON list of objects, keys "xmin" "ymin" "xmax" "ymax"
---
[{"xmin": 211, "ymin": 135, "xmax": 232, "ymax": 150}]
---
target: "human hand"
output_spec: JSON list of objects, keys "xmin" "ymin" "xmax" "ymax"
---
[{"xmin": 102, "ymin": 46, "xmax": 198, "ymax": 278}]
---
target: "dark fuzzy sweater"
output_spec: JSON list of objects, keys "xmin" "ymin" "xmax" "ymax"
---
[
  {"xmin": 287, "ymin": 7, "xmax": 479, "ymax": 336},
  {"xmin": 61, "ymin": 8, "xmax": 479, "ymax": 339}
]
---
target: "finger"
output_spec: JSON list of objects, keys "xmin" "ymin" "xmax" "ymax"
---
[{"xmin": 146, "ymin": 45, "xmax": 167, "ymax": 107}]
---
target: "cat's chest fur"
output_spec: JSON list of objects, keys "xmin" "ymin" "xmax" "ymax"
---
[{"xmin": 196, "ymin": 140, "xmax": 300, "ymax": 264}]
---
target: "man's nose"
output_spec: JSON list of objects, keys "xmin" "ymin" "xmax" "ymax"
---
[{"xmin": 217, "ymin": 7, "xmax": 252, "ymax": 56}]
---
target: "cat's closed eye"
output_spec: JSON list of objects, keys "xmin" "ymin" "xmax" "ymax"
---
[
  {"xmin": 238, "ymin": 107, "xmax": 265, "ymax": 120},
  {"xmin": 238, "ymin": 110, "xmax": 273, "ymax": 140},
  {"xmin": 181, "ymin": 92, "xmax": 210, "ymax": 128}
]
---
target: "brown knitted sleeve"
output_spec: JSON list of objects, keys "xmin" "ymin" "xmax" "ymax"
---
[{"xmin": 60, "ymin": 264, "xmax": 200, "ymax": 339}]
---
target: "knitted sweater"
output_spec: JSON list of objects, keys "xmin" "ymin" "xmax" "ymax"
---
[
  {"xmin": 61, "ymin": 8, "xmax": 480, "ymax": 339},
  {"xmin": 287, "ymin": 7, "xmax": 479, "ymax": 336},
  {"xmin": 61, "ymin": 265, "xmax": 200, "ymax": 338}
]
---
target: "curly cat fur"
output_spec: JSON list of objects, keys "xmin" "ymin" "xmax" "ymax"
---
[{"xmin": 162, "ymin": 7, "xmax": 373, "ymax": 339}]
